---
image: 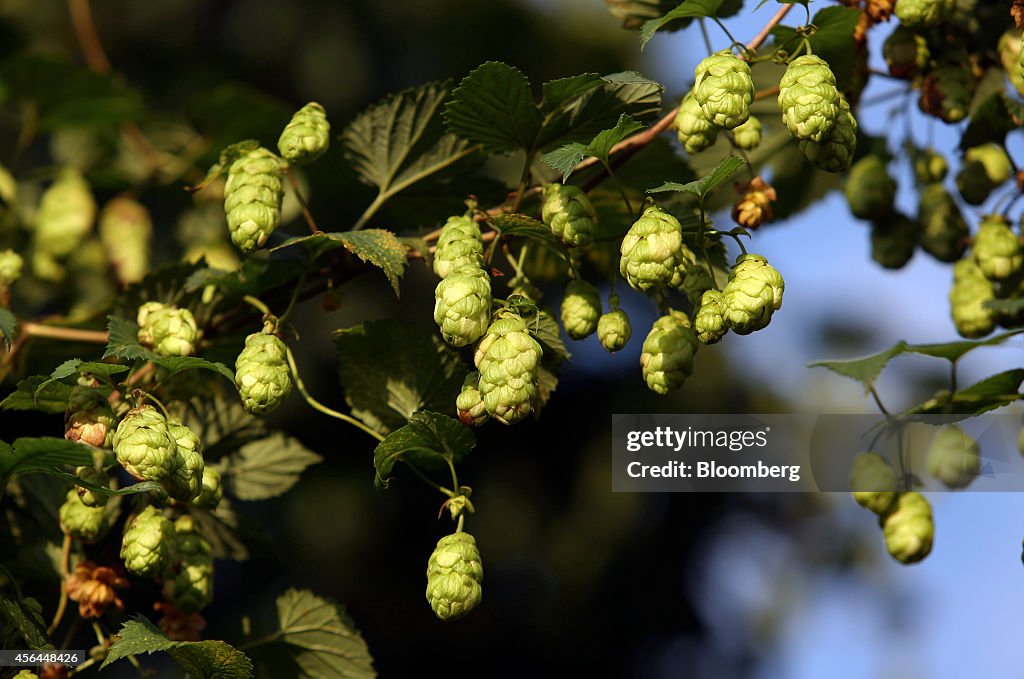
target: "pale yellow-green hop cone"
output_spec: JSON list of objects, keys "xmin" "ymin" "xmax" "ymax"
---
[
  {"xmin": 425, "ymin": 531, "xmax": 483, "ymax": 620},
  {"xmin": 844, "ymin": 156, "xmax": 895, "ymax": 220},
  {"xmin": 597, "ymin": 305, "xmax": 631, "ymax": 353},
  {"xmin": 113, "ymin": 404, "xmax": 177, "ymax": 482},
  {"xmin": 640, "ymin": 311, "xmax": 698, "ymax": 394},
  {"xmin": 918, "ymin": 64, "xmax": 972, "ymax": 123},
  {"xmin": 0, "ymin": 249, "xmax": 23, "ymax": 289},
  {"xmin": 619, "ymin": 205, "xmax": 683, "ymax": 292},
  {"xmin": 674, "ymin": 93, "xmax": 718, "ymax": 154},
  {"xmin": 137, "ymin": 303, "xmax": 198, "ymax": 356},
  {"xmin": 277, "ymin": 102, "xmax": 330, "ymax": 165},
  {"xmin": 99, "ymin": 196, "xmax": 152, "ymax": 285},
  {"xmin": 949, "ymin": 258, "xmax": 996, "ymax": 338},
  {"xmin": 998, "ymin": 31, "xmax": 1024, "ymax": 96},
  {"xmin": 235, "ymin": 332, "xmax": 293, "ymax": 415},
  {"xmin": 731, "ymin": 115, "xmax": 762, "ymax": 151},
  {"xmin": 433, "ymin": 265, "xmax": 492, "ymax": 347},
  {"xmin": 541, "ymin": 184, "xmax": 597, "ymax": 248},
  {"xmin": 192, "ymin": 468, "xmax": 223, "ymax": 510},
  {"xmin": 693, "ymin": 50, "xmax": 754, "ymax": 129},
  {"xmin": 870, "ymin": 213, "xmax": 919, "ymax": 270},
  {"xmin": 918, "ymin": 184, "xmax": 968, "ymax": 263},
  {"xmin": 912, "ymin": 148, "xmax": 947, "ymax": 184},
  {"xmin": 849, "ymin": 452, "xmax": 898, "ymax": 515},
  {"xmin": 74, "ymin": 466, "xmax": 109, "ymax": 508},
  {"xmin": 800, "ymin": 95, "xmax": 857, "ymax": 173},
  {"xmin": 456, "ymin": 371, "xmax": 489, "ymax": 427},
  {"xmin": 164, "ymin": 516, "xmax": 214, "ymax": 613},
  {"xmin": 34, "ymin": 167, "xmax": 96, "ymax": 258},
  {"xmin": 894, "ymin": 0, "xmax": 948, "ymax": 26},
  {"xmin": 778, "ymin": 55, "xmax": 840, "ymax": 143},
  {"xmin": 162, "ymin": 416, "xmax": 205, "ymax": 503},
  {"xmin": 59, "ymin": 489, "xmax": 108, "ymax": 543},
  {"xmin": 560, "ymin": 280, "xmax": 602, "ymax": 340},
  {"xmin": 721, "ymin": 254, "xmax": 784, "ymax": 335},
  {"xmin": 13, "ymin": 670, "xmax": 38, "ymax": 679},
  {"xmin": 927, "ymin": 424, "xmax": 980, "ymax": 489},
  {"xmin": 883, "ymin": 26, "xmax": 929, "ymax": 79},
  {"xmin": 474, "ymin": 311, "xmax": 543, "ymax": 425},
  {"xmin": 120, "ymin": 505, "xmax": 175, "ymax": 578},
  {"xmin": 64, "ymin": 382, "xmax": 116, "ymax": 449},
  {"xmin": 433, "ymin": 215, "xmax": 484, "ymax": 278},
  {"xmin": 694, "ymin": 289, "xmax": 728, "ymax": 345},
  {"xmin": 880, "ymin": 491, "xmax": 934, "ymax": 564},
  {"xmin": 973, "ymin": 214, "xmax": 1023, "ymax": 282},
  {"xmin": 224, "ymin": 147, "xmax": 284, "ymax": 253}
]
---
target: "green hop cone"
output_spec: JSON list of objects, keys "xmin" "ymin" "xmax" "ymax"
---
[
  {"xmin": 541, "ymin": 184, "xmax": 597, "ymax": 248},
  {"xmin": 234, "ymin": 332, "xmax": 293, "ymax": 414},
  {"xmin": 674, "ymin": 93, "xmax": 718, "ymax": 154},
  {"xmin": 870, "ymin": 213, "xmax": 919, "ymax": 270},
  {"xmin": 918, "ymin": 184, "xmax": 968, "ymax": 262},
  {"xmin": 912, "ymin": 148, "xmax": 948, "ymax": 184},
  {"xmin": 65, "ymin": 382, "xmax": 116, "ymax": 448},
  {"xmin": 99, "ymin": 196, "xmax": 152, "ymax": 285},
  {"xmin": 918, "ymin": 64, "xmax": 973, "ymax": 123},
  {"xmin": 0, "ymin": 249, "xmax": 23, "ymax": 289},
  {"xmin": 619, "ymin": 206, "xmax": 683, "ymax": 292},
  {"xmin": 799, "ymin": 95, "xmax": 857, "ymax": 173},
  {"xmin": 224, "ymin": 147, "xmax": 284, "ymax": 253},
  {"xmin": 425, "ymin": 531, "xmax": 483, "ymax": 620},
  {"xmin": 640, "ymin": 311, "xmax": 699, "ymax": 394},
  {"xmin": 74, "ymin": 466, "xmax": 109, "ymax": 508},
  {"xmin": 137, "ymin": 302, "xmax": 198, "ymax": 356},
  {"xmin": 883, "ymin": 26, "xmax": 930, "ymax": 79},
  {"xmin": 956, "ymin": 144, "xmax": 1012, "ymax": 206},
  {"xmin": 433, "ymin": 215, "xmax": 484, "ymax": 278},
  {"xmin": 456, "ymin": 371, "xmax": 489, "ymax": 427},
  {"xmin": 113, "ymin": 404, "xmax": 177, "ymax": 482},
  {"xmin": 162, "ymin": 416, "xmax": 205, "ymax": 503},
  {"xmin": 778, "ymin": 55, "xmax": 840, "ymax": 143},
  {"xmin": 693, "ymin": 50, "xmax": 754, "ymax": 129},
  {"xmin": 59, "ymin": 489, "xmax": 108, "ymax": 543},
  {"xmin": 694, "ymin": 289, "xmax": 728, "ymax": 345},
  {"xmin": 894, "ymin": 0, "xmax": 949, "ymax": 26},
  {"xmin": 433, "ymin": 265, "xmax": 492, "ymax": 347},
  {"xmin": 956, "ymin": 161, "xmax": 995, "ymax": 205},
  {"xmin": 731, "ymin": 115, "xmax": 762, "ymax": 151},
  {"xmin": 926, "ymin": 424, "xmax": 980, "ymax": 489},
  {"xmin": 13, "ymin": 671, "xmax": 38, "ymax": 679},
  {"xmin": 880, "ymin": 491, "xmax": 934, "ymax": 564},
  {"xmin": 597, "ymin": 308, "xmax": 632, "ymax": 353},
  {"xmin": 560, "ymin": 280, "xmax": 602, "ymax": 340},
  {"xmin": 474, "ymin": 311, "xmax": 543, "ymax": 425},
  {"xmin": 721, "ymin": 254, "xmax": 785, "ymax": 334},
  {"xmin": 34, "ymin": 167, "xmax": 96, "ymax": 259},
  {"xmin": 277, "ymin": 102, "xmax": 330, "ymax": 165},
  {"xmin": 998, "ymin": 31, "xmax": 1024, "ymax": 97},
  {"xmin": 120, "ymin": 505, "xmax": 175, "ymax": 578},
  {"xmin": 163, "ymin": 516, "xmax": 214, "ymax": 613},
  {"xmin": 844, "ymin": 156, "xmax": 896, "ymax": 220},
  {"xmin": 949, "ymin": 258, "xmax": 996, "ymax": 338},
  {"xmin": 192, "ymin": 468, "xmax": 223, "ymax": 510},
  {"xmin": 973, "ymin": 214, "xmax": 1023, "ymax": 282},
  {"xmin": 670, "ymin": 246, "xmax": 716, "ymax": 305},
  {"xmin": 849, "ymin": 452, "xmax": 898, "ymax": 515}
]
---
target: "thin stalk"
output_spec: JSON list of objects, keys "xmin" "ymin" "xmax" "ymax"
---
[
  {"xmin": 286, "ymin": 168, "xmax": 320, "ymax": 233},
  {"xmin": 47, "ymin": 533, "xmax": 73, "ymax": 635}
]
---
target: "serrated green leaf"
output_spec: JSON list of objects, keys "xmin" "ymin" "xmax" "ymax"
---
[
  {"xmin": 543, "ymin": 113, "xmax": 645, "ymax": 182},
  {"xmin": 0, "ymin": 376, "xmax": 73, "ymax": 413},
  {"xmin": 0, "ymin": 438, "xmax": 95, "ymax": 478},
  {"xmin": 490, "ymin": 213, "xmax": 572, "ymax": 262},
  {"xmin": 269, "ymin": 589, "xmax": 376, "ymax": 679},
  {"xmin": 541, "ymin": 74, "xmax": 604, "ymax": 110},
  {"xmin": 640, "ymin": 0, "xmax": 727, "ymax": 49},
  {"xmin": 0, "ymin": 308, "xmax": 15, "ymax": 349},
  {"xmin": 770, "ymin": 7, "xmax": 860, "ymax": 87},
  {"xmin": 151, "ymin": 356, "xmax": 235, "ymax": 382},
  {"xmin": 808, "ymin": 341, "xmax": 910, "ymax": 392},
  {"xmin": 373, "ymin": 411, "xmax": 474, "ymax": 489},
  {"xmin": 224, "ymin": 433, "xmax": 322, "ymax": 501},
  {"xmin": 534, "ymin": 363, "xmax": 559, "ymax": 417},
  {"xmin": 531, "ymin": 309, "xmax": 571, "ymax": 363},
  {"xmin": 335, "ymin": 320, "xmax": 467, "ymax": 435},
  {"xmin": 443, "ymin": 62, "xmax": 543, "ymax": 154},
  {"xmin": 103, "ymin": 316, "xmax": 156, "ymax": 361},
  {"xmin": 648, "ymin": 156, "xmax": 747, "ymax": 200},
  {"xmin": 906, "ymin": 329, "xmax": 1024, "ymax": 362},
  {"xmin": 542, "ymin": 143, "xmax": 589, "ymax": 179},
  {"xmin": 32, "ymin": 359, "xmax": 129, "ymax": 397},
  {"xmin": 191, "ymin": 498, "xmax": 272, "ymax": 561},
  {"xmin": 902, "ymin": 369, "xmax": 1024, "ymax": 416},
  {"xmin": 272, "ymin": 230, "xmax": 408, "ymax": 295},
  {"xmin": 0, "ymin": 592, "xmax": 54, "ymax": 651},
  {"xmin": 103, "ymin": 616, "xmax": 253, "ymax": 679},
  {"xmin": 44, "ymin": 467, "xmax": 164, "ymax": 497}
]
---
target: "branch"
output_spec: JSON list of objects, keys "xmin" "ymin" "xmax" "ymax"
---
[{"xmin": 20, "ymin": 323, "xmax": 109, "ymax": 344}]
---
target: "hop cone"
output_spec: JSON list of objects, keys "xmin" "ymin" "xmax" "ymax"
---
[
  {"xmin": 137, "ymin": 303, "xmax": 198, "ymax": 356},
  {"xmin": 973, "ymin": 214, "xmax": 1023, "ymax": 281},
  {"xmin": 434, "ymin": 265, "xmax": 492, "ymax": 347},
  {"xmin": 560, "ymin": 280, "xmax": 601, "ymax": 340},
  {"xmin": 193, "ymin": 468, "xmax": 223, "ymax": 510},
  {"xmin": 674, "ymin": 93, "xmax": 718, "ymax": 154},
  {"xmin": 894, "ymin": 0, "xmax": 949, "ymax": 26},
  {"xmin": 721, "ymin": 254, "xmax": 784, "ymax": 334},
  {"xmin": 541, "ymin": 184, "xmax": 597, "ymax": 248},
  {"xmin": 880, "ymin": 492, "xmax": 934, "ymax": 564},
  {"xmin": 927, "ymin": 425, "xmax": 980, "ymax": 489},
  {"xmin": 870, "ymin": 213, "xmax": 919, "ymax": 270},
  {"xmin": 957, "ymin": 161, "xmax": 995, "ymax": 205},
  {"xmin": 694, "ymin": 289, "xmax": 728, "ymax": 345},
  {"xmin": 778, "ymin": 55, "xmax": 840, "ymax": 142},
  {"xmin": 844, "ymin": 156, "xmax": 895, "ymax": 220},
  {"xmin": 235, "ymin": 332, "xmax": 293, "ymax": 415},
  {"xmin": 59, "ymin": 489, "xmax": 108, "ymax": 543},
  {"xmin": 849, "ymin": 452, "xmax": 898, "ymax": 515},
  {"xmin": 912, "ymin": 148, "xmax": 947, "ymax": 184},
  {"xmin": 671, "ymin": 246, "xmax": 715, "ymax": 305},
  {"xmin": 641, "ymin": 311, "xmax": 698, "ymax": 394},
  {"xmin": 731, "ymin": 176, "xmax": 776, "ymax": 229},
  {"xmin": 949, "ymin": 258, "xmax": 996, "ymax": 338},
  {"xmin": 278, "ymin": 102, "xmax": 330, "ymax": 165},
  {"xmin": 13, "ymin": 671, "xmax": 37, "ymax": 679},
  {"xmin": 0, "ymin": 249, "xmax": 23, "ymax": 289},
  {"xmin": 619, "ymin": 206, "xmax": 683, "ymax": 292},
  {"xmin": 597, "ymin": 308, "xmax": 632, "ymax": 353},
  {"xmin": 120, "ymin": 506, "xmax": 175, "ymax": 578},
  {"xmin": 999, "ymin": 31, "xmax": 1024, "ymax": 96},
  {"xmin": 693, "ymin": 50, "xmax": 754, "ymax": 129},
  {"xmin": 918, "ymin": 65, "xmax": 972, "ymax": 123},
  {"xmin": 956, "ymin": 144, "xmax": 1012, "ymax": 205},
  {"xmin": 163, "ymin": 416, "xmax": 205, "ymax": 503},
  {"xmin": 65, "ymin": 382, "xmax": 115, "ymax": 449},
  {"xmin": 800, "ymin": 95, "xmax": 857, "ymax": 173},
  {"xmin": 113, "ymin": 404, "xmax": 177, "ymax": 482},
  {"xmin": 731, "ymin": 115, "xmax": 762, "ymax": 150},
  {"xmin": 426, "ymin": 531, "xmax": 483, "ymax": 620},
  {"xmin": 34, "ymin": 167, "xmax": 96, "ymax": 258},
  {"xmin": 163, "ymin": 516, "xmax": 214, "ymax": 613},
  {"xmin": 99, "ymin": 197, "xmax": 152, "ymax": 285},
  {"xmin": 474, "ymin": 311, "xmax": 543, "ymax": 425},
  {"xmin": 918, "ymin": 184, "xmax": 968, "ymax": 262},
  {"xmin": 74, "ymin": 466, "xmax": 109, "ymax": 508},
  {"xmin": 224, "ymin": 147, "xmax": 284, "ymax": 253},
  {"xmin": 433, "ymin": 215, "xmax": 484, "ymax": 278},
  {"xmin": 456, "ymin": 371, "xmax": 489, "ymax": 427}
]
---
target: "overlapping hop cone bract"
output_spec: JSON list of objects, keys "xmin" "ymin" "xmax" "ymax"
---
[
  {"xmin": 972, "ymin": 214, "xmax": 1023, "ymax": 282},
  {"xmin": 474, "ymin": 311, "xmax": 543, "ymax": 425},
  {"xmin": 674, "ymin": 93, "xmax": 718, "ymax": 154},
  {"xmin": 425, "ymin": 531, "xmax": 483, "ymax": 620},
  {"xmin": 800, "ymin": 95, "xmax": 857, "ymax": 173},
  {"xmin": 65, "ymin": 381, "xmax": 115, "ymax": 449},
  {"xmin": 560, "ymin": 280, "xmax": 601, "ymax": 340},
  {"xmin": 137, "ymin": 302, "xmax": 198, "ymax": 357},
  {"xmin": 224, "ymin": 147, "xmax": 284, "ymax": 253},
  {"xmin": 541, "ymin": 184, "xmax": 597, "ymax": 248},
  {"xmin": 456, "ymin": 371, "xmax": 489, "ymax": 427},
  {"xmin": 949, "ymin": 258, "xmax": 996, "ymax": 338},
  {"xmin": 162, "ymin": 416, "xmax": 205, "ymax": 502},
  {"xmin": 59, "ymin": 489, "xmax": 109, "ymax": 543},
  {"xmin": 693, "ymin": 50, "xmax": 753, "ymax": 129},
  {"xmin": 434, "ymin": 265, "xmax": 492, "ymax": 347},
  {"xmin": 113, "ymin": 404, "xmax": 177, "ymax": 482},
  {"xmin": 880, "ymin": 491, "xmax": 934, "ymax": 564},
  {"xmin": 640, "ymin": 311, "xmax": 699, "ymax": 394},
  {"xmin": 731, "ymin": 115, "xmax": 762, "ymax": 151},
  {"xmin": 927, "ymin": 425, "xmax": 980, "ymax": 489},
  {"xmin": 721, "ymin": 254, "xmax": 784, "ymax": 335},
  {"xmin": 193, "ymin": 468, "xmax": 223, "ymax": 510},
  {"xmin": 619, "ymin": 206, "xmax": 683, "ymax": 292},
  {"xmin": 121, "ymin": 505, "xmax": 175, "ymax": 578},
  {"xmin": 695, "ymin": 289, "xmax": 728, "ymax": 345},
  {"xmin": 597, "ymin": 308, "xmax": 631, "ymax": 353},
  {"xmin": 163, "ymin": 516, "xmax": 214, "ymax": 613},
  {"xmin": 778, "ymin": 55, "xmax": 841, "ymax": 143},
  {"xmin": 235, "ymin": 331, "xmax": 293, "ymax": 414},
  {"xmin": 278, "ymin": 102, "xmax": 330, "ymax": 165},
  {"xmin": 433, "ymin": 215, "xmax": 484, "ymax": 278},
  {"xmin": 849, "ymin": 452, "xmax": 898, "ymax": 515}
]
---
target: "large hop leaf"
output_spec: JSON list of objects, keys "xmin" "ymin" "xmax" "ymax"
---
[
  {"xmin": 426, "ymin": 531, "xmax": 483, "ymax": 621},
  {"xmin": 918, "ymin": 183, "xmax": 968, "ymax": 263},
  {"xmin": 474, "ymin": 311, "xmax": 543, "ymax": 425},
  {"xmin": 278, "ymin": 102, "xmax": 330, "ymax": 165},
  {"xmin": 541, "ymin": 184, "xmax": 597, "ymax": 248},
  {"xmin": 880, "ymin": 492, "xmax": 933, "ymax": 564},
  {"xmin": 673, "ymin": 93, "xmax": 718, "ymax": 154},
  {"xmin": 235, "ymin": 332, "xmax": 293, "ymax": 415},
  {"xmin": 137, "ymin": 303, "xmax": 198, "ymax": 357},
  {"xmin": 560, "ymin": 280, "xmax": 602, "ymax": 340},
  {"xmin": 721, "ymin": 254, "xmax": 784, "ymax": 335},
  {"xmin": 433, "ymin": 265, "xmax": 492, "ymax": 347},
  {"xmin": 949, "ymin": 258, "xmax": 996, "ymax": 338},
  {"xmin": 113, "ymin": 404, "xmax": 177, "ymax": 482},
  {"xmin": 926, "ymin": 425, "xmax": 980, "ymax": 489},
  {"xmin": 849, "ymin": 452, "xmax": 898, "ymax": 515},
  {"xmin": 433, "ymin": 215, "xmax": 484, "ymax": 278},
  {"xmin": 844, "ymin": 156, "xmax": 895, "ymax": 221},
  {"xmin": 693, "ymin": 50, "xmax": 753, "ymax": 129},
  {"xmin": 973, "ymin": 214, "xmax": 1023, "ymax": 282},
  {"xmin": 800, "ymin": 95, "xmax": 857, "ymax": 173},
  {"xmin": 778, "ymin": 55, "xmax": 840, "ymax": 143},
  {"xmin": 619, "ymin": 206, "xmax": 683, "ymax": 292},
  {"xmin": 58, "ymin": 489, "xmax": 108, "ymax": 543},
  {"xmin": 224, "ymin": 147, "xmax": 284, "ymax": 253},
  {"xmin": 163, "ymin": 416, "xmax": 205, "ymax": 503},
  {"xmin": 120, "ymin": 505, "xmax": 175, "ymax": 578},
  {"xmin": 640, "ymin": 310, "xmax": 698, "ymax": 394}
]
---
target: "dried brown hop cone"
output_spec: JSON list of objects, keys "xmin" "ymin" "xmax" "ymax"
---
[{"xmin": 731, "ymin": 176, "xmax": 776, "ymax": 230}]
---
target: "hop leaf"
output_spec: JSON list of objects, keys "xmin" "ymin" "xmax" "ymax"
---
[
  {"xmin": 721, "ymin": 254, "xmax": 784, "ymax": 335},
  {"xmin": 474, "ymin": 311, "xmax": 543, "ymax": 425},
  {"xmin": 433, "ymin": 265, "xmax": 492, "ymax": 347},
  {"xmin": 880, "ymin": 491, "xmax": 934, "ymax": 564},
  {"xmin": 113, "ymin": 404, "xmax": 177, "ymax": 482},
  {"xmin": 800, "ymin": 95, "xmax": 857, "ymax": 173},
  {"xmin": 425, "ymin": 531, "xmax": 483, "ymax": 620},
  {"xmin": 972, "ymin": 214, "xmax": 1023, "ymax": 282},
  {"xmin": 597, "ymin": 308, "xmax": 631, "ymax": 353},
  {"xmin": 619, "ymin": 206, "xmax": 683, "ymax": 292},
  {"xmin": 694, "ymin": 289, "xmax": 728, "ymax": 345},
  {"xmin": 778, "ymin": 55, "xmax": 841, "ymax": 143},
  {"xmin": 224, "ymin": 147, "xmax": 284, "ymax": 253},
  {"xmin": 278, "ymin": 102, "xmax": 331, "ymax": 165},
  {"xmin": 120, "ymin": 505, "xmax": 175, "ymax": 578},
  {"xmin": 235, "ymin": 332, "xmax": 293, "ymax": 415},
  {"xmin": 949, "ymin": 258, "xmax": 996, "ymax": 338},
  {"xmin": 640, "ymin": 310, "xmax": 698, "ymax": 394},
  {"xmin": 844, "ymin": 156, "xmax": 895, "ymax": 221},
  {"xmin": 433, "ymin": 215, "xmax": 484, "ymax": 278},
  {"xmin": 560, "ymin": 280, "xmax": 602, "ymax": 340},
  {"xmin": 673, "ymin": 93, "xmax": 718, "ymax": 154},
  {"xmin": 456, "ymin": 371, "xmax": 489, "ymax": 427},
  {"xmin": 693, "ymin": 50, "xmax": 754, "ymax": 130},
  {"xmin": 926, "ymin": 424, "xmax": 980, "ymax": 489},
  {"xmin": 541, "ymin": 184, "xmax": 597, "ymax": 248},
  {"xmin": 849, "ymin": 452, "xmax": 898, "ymax": 515}
]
